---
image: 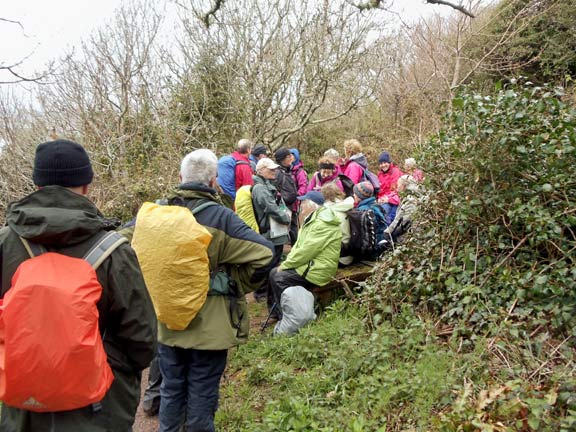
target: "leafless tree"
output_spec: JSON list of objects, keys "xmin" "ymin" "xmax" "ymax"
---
[{"xmin": 173, "ymin": 0, "xmax": 384, "ymax": 151}]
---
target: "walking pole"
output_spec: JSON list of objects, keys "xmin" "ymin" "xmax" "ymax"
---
[{"xmin": 260, "ymin": 303, "xmax": 278, "ymax": 333}]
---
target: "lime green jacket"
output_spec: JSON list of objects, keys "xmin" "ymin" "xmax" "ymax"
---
[{"xmin": 280, "ymin": 206, "xmax": 342, "ymax": 286}]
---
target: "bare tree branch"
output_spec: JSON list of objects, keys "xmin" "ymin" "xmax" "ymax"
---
[
  {"xmin": 426, "ymin": 0, "xmax": 475, "ymax": 18},
  {"xmin": 348, "ymin": 0, "xmax": 475, "ymax": 18},
  {"xmin": 201, "ymin": 0, "xmax": 226, "ymax": 27}
]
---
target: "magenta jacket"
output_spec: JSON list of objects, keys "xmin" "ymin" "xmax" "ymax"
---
[
  {"xmin": 377, "ymin": 164, "xmax": 403, "ymax": 205},
  {"xmin": 307, "ymin": 171, "xmax": 344, "ymax": 193},
  {"xmin": 342, "ymin": 153, "xmax": 369, "ymax": 184}
]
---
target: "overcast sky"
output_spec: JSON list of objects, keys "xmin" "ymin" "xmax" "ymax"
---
[{"xmin": 0, "ymin": 0, "xmax": 457, "ymax": 83}]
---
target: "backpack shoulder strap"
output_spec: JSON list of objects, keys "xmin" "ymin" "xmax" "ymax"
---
[
  {"xmin": 18, "ymin": 237, "xmax": 47, "ymax": 258},
  {"xmin": 84, "ymin": 231, "xmax": 128, "ymax": 270},
  {"xmin": 191, "ymin": 200, "xmax": 219, "ymax": 215}
]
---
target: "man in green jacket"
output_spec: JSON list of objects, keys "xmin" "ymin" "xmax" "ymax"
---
[
  {"xmin": 0, "ymin": 139, "xmax": 157, "ymax": 431},
  {"xmin": 143, "ymin": 149, "xmax": 274, "ymax": 432},
  {"xmin": 269, "ymin": 190, "xmax": 342, "ymax": 313}
]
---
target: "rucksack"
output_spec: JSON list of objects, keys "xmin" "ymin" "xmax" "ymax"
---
[
  {"xmin": 274, "ymin": 168, "xmax": 298, "ymax": 206},
  {"xmin": 235, "ymin": 185, "xmax": 259, "ymax": 233},
  {"xmin": 338, "ymin": 174, "xmax": 355, "ymax": 197},
  {"xmin": 0, "ymin": 231, "xmax": 126, "ymax": 412},
  {"xmin": 314, "ymin": 173, "xmax": 355, "ymax": 198},
  {"xmin": 217, "ymin": 155, "xmax": 250, "ymax": 200},
  {"xmin": 347, "ymin": 209, "xmax": 377, "ymax": 258},
  {"xmin": 347, "ymin": 205, "xmax": 388, "ymax": 259},
  {"xmin": 132, "ymin": 201, "xmax": 216, "ymax": 331},
  {"xmin": 361, "ymin": 168, "xmax": 381, "ymax": 195}
]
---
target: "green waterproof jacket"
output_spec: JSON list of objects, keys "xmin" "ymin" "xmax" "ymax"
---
[
  {"xmin": 0, "ymin": 186, "xmax": 157, "ymax": 432},
  {"xmin": 151, "ymin": 184, "xmax": 274, "ymax": 350},
  {"xmin": 280, "ymin": 206, "xmax": 342, "ymax": 286},
  {"xmin": 251, "ymin": 175, "xmax": 291, "ymax": 246}
]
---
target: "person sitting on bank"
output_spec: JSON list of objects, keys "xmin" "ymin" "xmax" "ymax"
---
[
  {"xmin": 307, "ymin": 156, "xmax": 345, "ymax": 193},
  {"xmin": 321, "ymin": 182, "xmax": 354, "ymax": 266},
  {"xmin": 269, "ymin": 190, "xmax": 342, "ymax": 319}
]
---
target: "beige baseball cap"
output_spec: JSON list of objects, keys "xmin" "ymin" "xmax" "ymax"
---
[{"xmin": 256, "ymin": 157, "xmax": 280, "ymax": 171}]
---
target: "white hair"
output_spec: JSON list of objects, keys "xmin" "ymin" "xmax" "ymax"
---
[
  {"xmin": 237, "ymin": 138, "xmax": 253, "ymax": 154},
  {"xmin": 324, "ymin": 148, "xmax": 339, "ymax": 159},
  {"xmin": 404, "ymin": 158, "xmax": 417, "ymax": 169},
  {"xmin": 180, "ymin": 149, "xmax": 218, "ymax": 185}
]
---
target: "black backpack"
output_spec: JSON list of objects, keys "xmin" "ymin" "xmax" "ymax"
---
[
  {"xmin": 314, "ymin": 173, "xmax": 355, "ymax": 197},
  {"xmin": 346, "ymin": 209, "xmax": 378, "ymax": 259},
  {"xmin": 338, "ymin": 174, "xmax": 355, "ymax": 197},
  {"xmin": 275, "ymin": 169, "xmax": 298, "ymax": 206}
]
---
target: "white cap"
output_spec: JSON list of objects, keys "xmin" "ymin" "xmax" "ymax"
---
[{"xmin": 256, "ymin": 157, "xmax": 280, "ymax": 171}]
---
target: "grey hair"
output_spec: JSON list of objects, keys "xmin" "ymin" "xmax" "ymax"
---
[
  {"xmin": 237, "ymin": 138, "xmax": 253, "ymax": 154},
  {"xmin": 180, "ymin": 149, "xmax": 218, "ymax": 185}
]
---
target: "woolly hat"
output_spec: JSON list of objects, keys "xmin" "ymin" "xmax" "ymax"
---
[
  {"xmin": 251, "ymin": 144, "xmax": 268, "ymax": 157},
  {"xmin": 353, "ymin": 181, "xmax": 374, "ymax": 200},
  {"xmin": 274, "ymin": 148, "xmax": 292, "ymax": 163},
  {"xmin": 298, "ymin": 191, "xmax": 325, "ymax": 206},
  {"xmin": 33, "ymin": 139, "xmax": 94, "ymax": 187},
  {"xmin": 378, "ymin": 152, "xmax": 391, "ymax": 164}
]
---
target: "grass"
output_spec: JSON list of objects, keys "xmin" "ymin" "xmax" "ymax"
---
[{"xmin": 215, "ymin": 299, "xmax": 576, "ymax": 431}]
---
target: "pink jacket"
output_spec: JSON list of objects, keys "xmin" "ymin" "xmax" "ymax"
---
[
  {"xmin": 342, "ymin": 154, "xmax": 369, "ymax": 184},
  {"xmin": 291, "ymin": 161, "xmax": 309, "ymax": 197},
  {"xmin": 307, "ymin": 172, "xmax": 344, "ymax": 193},
  {"xmin": 377, "ymin": 164, "xmax": 403, "ymax": 205}
]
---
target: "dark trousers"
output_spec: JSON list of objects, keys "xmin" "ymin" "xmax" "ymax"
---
[
  {"xmin": 142, "ymin": 355, "xmax": 161, "ymax": 415},
  {"xmin": 158, "ymin": 344, "xmax": 227, "ymax": 432},
  {"xmin": 254, "ymin": 244, "xmax": 284, "ymax": 304},
  {"xmin": 289, "ymin": 211, "xmax": 299, "ymax": 245},
  {"xmin": 269, "ymin": 268, "xmax": 315, "ymax": 313}
]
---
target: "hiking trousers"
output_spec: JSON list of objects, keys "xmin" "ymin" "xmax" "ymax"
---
[{"xmin": 158, "ymin": 344, "xmax": 227, "ymax": 432}]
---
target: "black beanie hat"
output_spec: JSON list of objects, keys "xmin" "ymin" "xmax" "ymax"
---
[
  {"xmin": 274, "ymin": 148, "xmax": 291, "ymax": 163},
  {"xmin": 33, "ymin": 139, "xmax": 94, "ymax": 187},
  {"xmin": 251, "ymin": 144, "xmax": 268, "ymax": 157}
]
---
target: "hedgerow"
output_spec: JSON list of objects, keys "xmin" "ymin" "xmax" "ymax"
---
[{"xmin": 365, "ymin": 80, "xmax": 576, "ymax": 341}]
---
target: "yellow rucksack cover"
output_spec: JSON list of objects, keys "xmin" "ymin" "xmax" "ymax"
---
[
  {"xmin": 132, "ymin": 202, "xmax": 213, "ymax": 330},
  {"xmin": 235, "ymin": 185, "xmax": 259, "ymax": 233}
]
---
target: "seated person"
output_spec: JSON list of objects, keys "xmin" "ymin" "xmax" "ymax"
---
[
  {"xmin": 353, "ymin": 181, "xmax": 388, "ymax": 254},
  {"xmin": 382, "ymin": 174, "xmax": 427, "ymax": 249},
  {"xmin": 269, "ymin": 191, "xmax": 342, "ymax": 318},
  {"xmin": 376, "ymin": 151, "xmax": 403, "ymax": 224},
  {"xmin": 321, "ymin": 182, "xmax": 354, "ymax": 266},
  {"xmin": 307, "ymin": 157, "xmax": 345, "ymax": 193},
  {"xmin": 404, "ymin": 157, "xmax": 425, "ymax": 182}
]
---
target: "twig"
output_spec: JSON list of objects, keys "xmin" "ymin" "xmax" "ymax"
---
[{"xmin": 528, "ymin": 336, "xmax": 572, "ymax": 381}]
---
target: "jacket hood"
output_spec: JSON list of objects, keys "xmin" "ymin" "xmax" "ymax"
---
[
  {"xmin": 311, "ymin": 206, "xmax": 341, "ymax": 226},
  {"xmin": 168, "ymin": 182, "xmax": 223, "ymax": 205},
  {"xmin": 290, "ymin": 148, "xmax": 301, "ymax": 165},
  {"xmin": 325, "ymin": 196, "xmax": 354, "ymax": 213},
  {"xmin": 350, "ymin": 153, "xmax": 368, "ymax": 169},
  {"xmin": 6, "ymin": 185, "xmax": 108, "ymax": 246}
]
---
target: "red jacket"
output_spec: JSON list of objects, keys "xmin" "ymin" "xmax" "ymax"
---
[
  {"xmin": 232, "ymin": 151, "xmax": 254, "ymax": 191},
  {"xmin": 377, "ymin": 164, "xmax": 403, "ymax": 205}
]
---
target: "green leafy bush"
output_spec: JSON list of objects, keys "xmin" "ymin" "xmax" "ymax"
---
[{"xmin": 366, "ymin": 80, "xmax": 576, "ymax": 338}]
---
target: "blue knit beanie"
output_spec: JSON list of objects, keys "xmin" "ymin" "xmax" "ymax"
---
[{"xmin": 378, "ymin": 152, "xmax": 391, "ymax": 164}]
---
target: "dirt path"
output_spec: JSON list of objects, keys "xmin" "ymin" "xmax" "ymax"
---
[{"xmin": 133, "ymin": 368, "xmax": 159, "ymax": 432}]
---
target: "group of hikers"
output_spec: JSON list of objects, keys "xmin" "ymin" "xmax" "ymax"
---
[{"xmin": 0, "ymin": 137, "xmax": 424, "ymax": 432}]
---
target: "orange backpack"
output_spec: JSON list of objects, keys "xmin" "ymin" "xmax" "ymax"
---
[{"xmin": 0, "ymin": 231, "xmax": 127, "ymax": 412}]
